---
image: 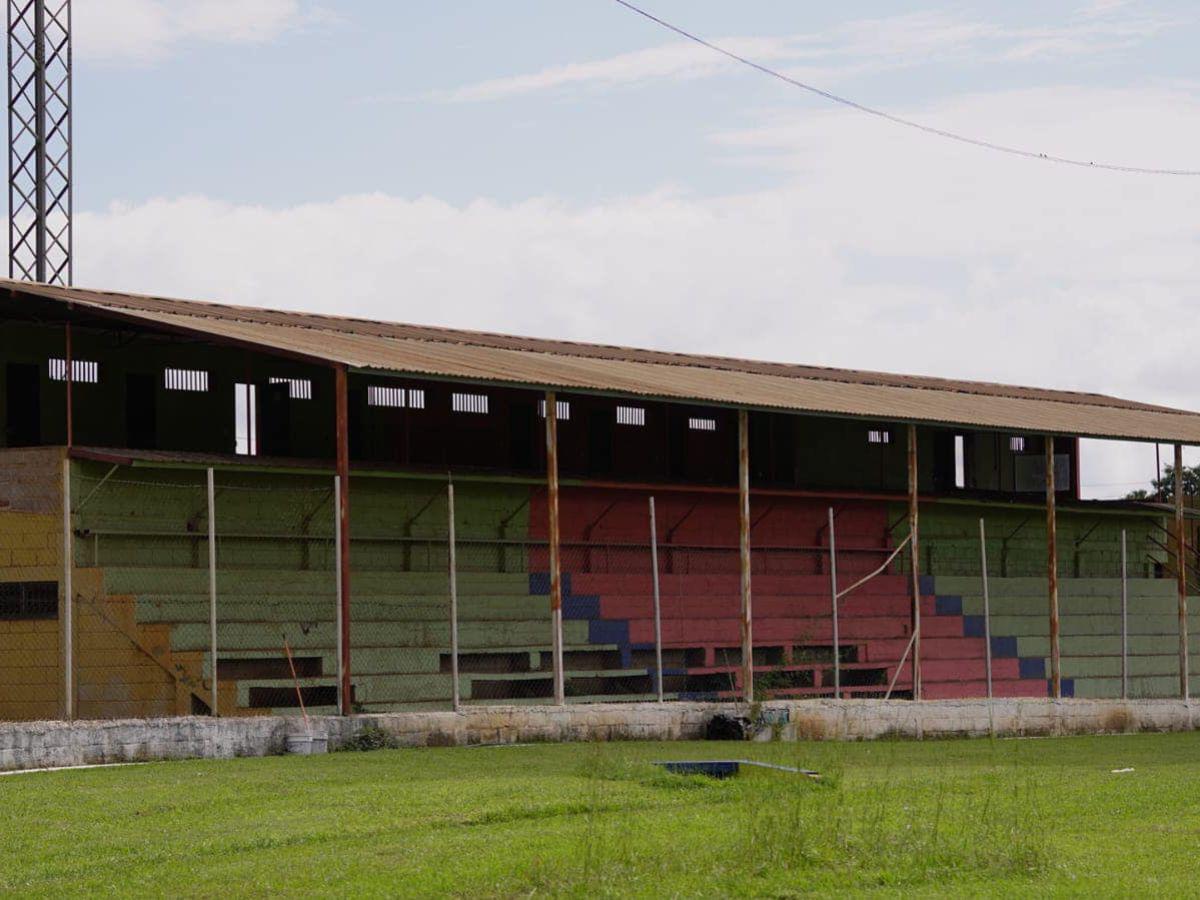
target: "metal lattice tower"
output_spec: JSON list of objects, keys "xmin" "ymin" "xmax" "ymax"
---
[{"xmin": 7, "ymin": 0, "xmax": 70, "ymax": 285}]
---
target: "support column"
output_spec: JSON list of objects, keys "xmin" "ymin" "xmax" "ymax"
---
[
  {"xmin": 1046, "ymin": 436, "xmax": 1061, "ymax": 699},
  {"xmin": 448, "ymin": 479, "xmax": 460, "ymax": 712},
  {"xmin": 65, "ymin": 321, "xmax": 73, "ymax": 448},
  {"xmin": 61, "ymin": 455, "xmax": 73, "ymax": 720},
  {"xmin": 207, "ymin": 468, "xmax": 217, "ymax": 716},
  {"xmin": 907, "ymin": 424, "xmax": 921, "ymax": 700},
  {"xmin": 1175, "ymin": 444, "xmax": 1189, "ymax": 700},
  {"xmin": 738, "ymin": 409, "xmax": 753, "ymax": 702},
  {"xmin": 335, "ymin": 365, "xmax": 352, "ymax": 714},
  {"xmin": 545, "ymin": 391, "xmax": 565, "ymax": 705}
]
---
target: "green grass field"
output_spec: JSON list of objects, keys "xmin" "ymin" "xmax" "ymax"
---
[{"xmin": 3, "ymin": 733, "xmax": 1199, "ymax": 897}]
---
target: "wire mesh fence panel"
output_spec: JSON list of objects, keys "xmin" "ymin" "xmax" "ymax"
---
[
  {"xmin": 452, "ymin": 537, "xmax": 554, "ymax": 706},
  {"xmin": 349, "ymin": 478, "xmax": 450, "ymax": 713},
  {"xmin": 214, "ymin": 476, "xmax": 337, "ymax": 717},
  {"xmin": 71, "ymin": 464, "xmax": 212, "ymax": 719},
  {"xmin": 752, "ymin": 501, "xmax": 909, "ymax": 702},
  {"xmin": 0, "ymin": 449, "xmax": 65, "ymax": 722}
]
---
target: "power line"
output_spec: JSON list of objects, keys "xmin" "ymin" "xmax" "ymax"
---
[{"xmin": 610, "ymin": 0, "xmax": 1200, "ymax": 177}]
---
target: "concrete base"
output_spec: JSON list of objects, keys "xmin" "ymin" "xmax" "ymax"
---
[{"xmin": 1, "ymin": 699, "xmax": 1196, "ymax": 772}]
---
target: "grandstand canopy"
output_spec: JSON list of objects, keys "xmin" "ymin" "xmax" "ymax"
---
[{"xmin": 6, "ymin": 279, "xmax": 1200, "ymax": 444}]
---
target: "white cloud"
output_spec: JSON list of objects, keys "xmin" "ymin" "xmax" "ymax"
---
[
  {"xmin": 75, "ymin": 85, "xmax": 1200, "ymax": 497},
  {"xmin": 427, "ymin": 8, "xmax": 1175, "ymax": 102},
  {"xmin": 74, "ymin": 0, "xmax": 330, "ymax": 64}
]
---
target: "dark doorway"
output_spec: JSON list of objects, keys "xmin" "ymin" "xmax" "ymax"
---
[
  {"xmin": 259, "ymin": 380, "xmax": 291, "ymax": 457},
  {"xmin": 4, "ymin": 363, "xmax": 40, "ymax": 446},
  {"xmin": 587, "ymin": 407, "xmax": 613, "ymax": 476},
  {"xmin": 125, "ymin": 373, "xmax": 157, "ymax": 450},
  {"xmin": 508, "ymin": 400, "xmax": 537, "ymax": 471}
]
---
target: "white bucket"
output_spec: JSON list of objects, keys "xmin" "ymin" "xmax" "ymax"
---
[{"xmin": 286, "ymin": 734, "xmax": 329, "ymax": 755}]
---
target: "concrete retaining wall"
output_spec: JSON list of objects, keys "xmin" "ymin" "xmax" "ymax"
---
[{"xmin": 2, "ymin": 699, "xmax": 1197, "ymax": 772}]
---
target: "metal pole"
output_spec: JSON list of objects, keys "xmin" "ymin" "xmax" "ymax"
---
[
  {"xmin": 907, "ymin": 424, "xmax": 921, "ymax": 700},
  {"xmin": 333, "ymin": 474, "xmax": 343, "ymax": 714},
  {"xmin": 828, "ymin": 506, "xmax": 840, "ymax": 699},
  {"xmin": 1046, "ymin": 436, "xmax": 1061, "ymax": 699},
  {"xmin": 649, "ymin": 496, "xmax": 664, "ymax": 702},
  {"xmin": 335, "ymin": 365, "xmax": 352, "ymax": 714},
  {"xmin": 207, "ymin": 467, "xmax": 217, "ymax": 716},
  {"xmin": 1120, "ymin": 528, "xmax": 1128, "ymax": 701},
  {"xmin": 1175, "ymin": 443, "xmax": 1189, "ymax": 700},
  {"xmin": 448, "ymin": 479, "xmax": 460, "ymax": 712},
  {"xmin": 545, "ymin": 391, "xmax": 564, "ymax": 705},
  {"xmin": 738, "ymin": 409, "xmax": 753, "ymax": 702},
  {"xmin": 61, "ymin": 453, "xmax": 72, "ymax": 719},
  {"xmin": 980, "ymin": 518, "xmax": 992, "ymax": 700}
]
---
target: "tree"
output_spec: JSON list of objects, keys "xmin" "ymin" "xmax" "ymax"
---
[{"xmin": 1125, "ymin": 464, "xmax": 1200, "ymax": 502}]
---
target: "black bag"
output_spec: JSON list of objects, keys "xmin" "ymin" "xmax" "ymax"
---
[{"xmin": 705, "ymin": 713, "xmax": 749, "ymax": 741}]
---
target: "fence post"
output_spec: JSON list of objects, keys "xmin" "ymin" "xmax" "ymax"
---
[
  {"xmin": 907, "ymin": 424, "xmax": 922, "ymax": 700},
  {"xmin": 545, "ymin": 392, "xmax": 565, "ymax": 705},
  {"xmin": 827, "ymin": 507, "xmax": 840, "ymax": 699},
  {"xmin": 61, "ymin": 456, "xmax": 73, "ymax": 721},
  {"xmin": 448, "ymin": 479, "xmax": 460, "ymax": 712},
  {"xmin": 1174, "ymin": 444, "xmax": 1189, "ymax": 701},
  {"xmin": 207, "ymin": 468, "xmax": 218, "ymax": 716},
  {"xmin": 979, "ymin": 518, "xmax": 992, "ymax": 701},
  {"xmin": 334, "ymin": 474, "xmax": 344, "ymax": 715},
  {"xmin": 649, "ymin": 496, "xmax": 663, "ymax": 703},
  {"xmin": 1121, "ymin": 529, "xmax": 1128, "ymax": 700}
]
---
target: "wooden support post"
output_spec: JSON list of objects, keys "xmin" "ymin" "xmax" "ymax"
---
[
  {"xmin": 207, "ymin": 468, "xmax": 218, "ymax": 716},
  {"xmin": 448, "ymin": 479, "xmax": 460, "ymax": 712},
  {"xmin": 335, "ymin": 365, "xmax": 353, "ymax": 715},
  {"xmin": 64, "ymin": 321, "xmax": 73, "ymax": 448},
  {"xmin": 1046, "ymin": 436, "xmax": 1061, "ymax": 699},
  {"xmin": 61, "ymin": 456, "xmax": 73, "ymax": 720},
  {"xmin": 738, "ymin": 409, "xmax": 753, "ymax": 702},
  {"xmin": 907, "ymin": 424, "xmax": 921, "ymax": 700},
  {"xmin": 1175, "ymin": 444, "xmax": 1189, "ymax": 700},
  {"xmin": 545, "ymin": 392, "xmax": 565, "ymax": 705}
]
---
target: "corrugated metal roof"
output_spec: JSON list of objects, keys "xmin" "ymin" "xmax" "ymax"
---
[{"xmin": 9, "ymin": 279, "xmax": 1200, "ymax": 443}]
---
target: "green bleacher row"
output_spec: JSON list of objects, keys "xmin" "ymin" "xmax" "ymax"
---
[
  {"xmin": 934, "ymin": 575, "xmax": 1198, "ymax": 698},
  {"xmin": 892, "ymin": 502, "xmax": 1166, "ymax": 579}
]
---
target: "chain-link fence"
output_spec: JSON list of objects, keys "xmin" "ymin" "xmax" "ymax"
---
[{"xmin": 5, "ymin": 458, "xmax": 1199, "ymax": 722}]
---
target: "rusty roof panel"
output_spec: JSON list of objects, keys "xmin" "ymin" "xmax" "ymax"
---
[{"xmin": 9, "ymin": 279, "xmax": 1200, "ymax": 443}]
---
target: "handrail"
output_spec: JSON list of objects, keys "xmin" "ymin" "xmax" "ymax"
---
[{"xmin": 73, "ymin": 526, "xmax": 896, "ymax": 554}]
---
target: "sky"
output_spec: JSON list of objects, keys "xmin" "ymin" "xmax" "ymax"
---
[{"xmin": 63, "ymin": 0, "xmax": 1200, "ymax": 496}]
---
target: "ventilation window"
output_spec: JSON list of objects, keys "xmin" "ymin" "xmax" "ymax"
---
[
  {"xmin": 164, "ymin": 368, "xmax": 209, "ymax": 392},
  {"xmin": 268, "ymin": 377, "xmax": 312, "ymax": 400},
  {"xmin": 616, "ymin": 405, "xmax": 645, "ymax": 426},
  {"xmin": 1009, "ymin": 436, "xmax": 1026, "ymax": 452},
  {"xmin": 48, "ymin": 358, "xmax": 98, "ymax": 383},
  {"xmin": 954, "ymin": 434, "xmax": 966, "ymax": 489},
  {"xmin": 452, "ymin": 392, "xmax": 489, "ymax": 414},
  {"xmin": 366, "ymin": 386, "xmax": 425, "ymax": 409},
  {"xmin": 0, "ymin": 581, "xmax": 58, "ymax": 621},
  {"xmin": 868, "ymin": 429, "xmax": 891, "ymax": 444},
  {"xmin": 688, "ymin": 417, "xmax": 717, "ymax": 432},
  {"xmin": 235, "ymin": 383, "xmax": 257, "ymax": 456},
  {"xmin": 538, "ymin": 399, "xmax": 571, "ymax": 421},
  {"xmin": 368, "ymin": 385, "xmax": 406, "ymax": 408}
]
